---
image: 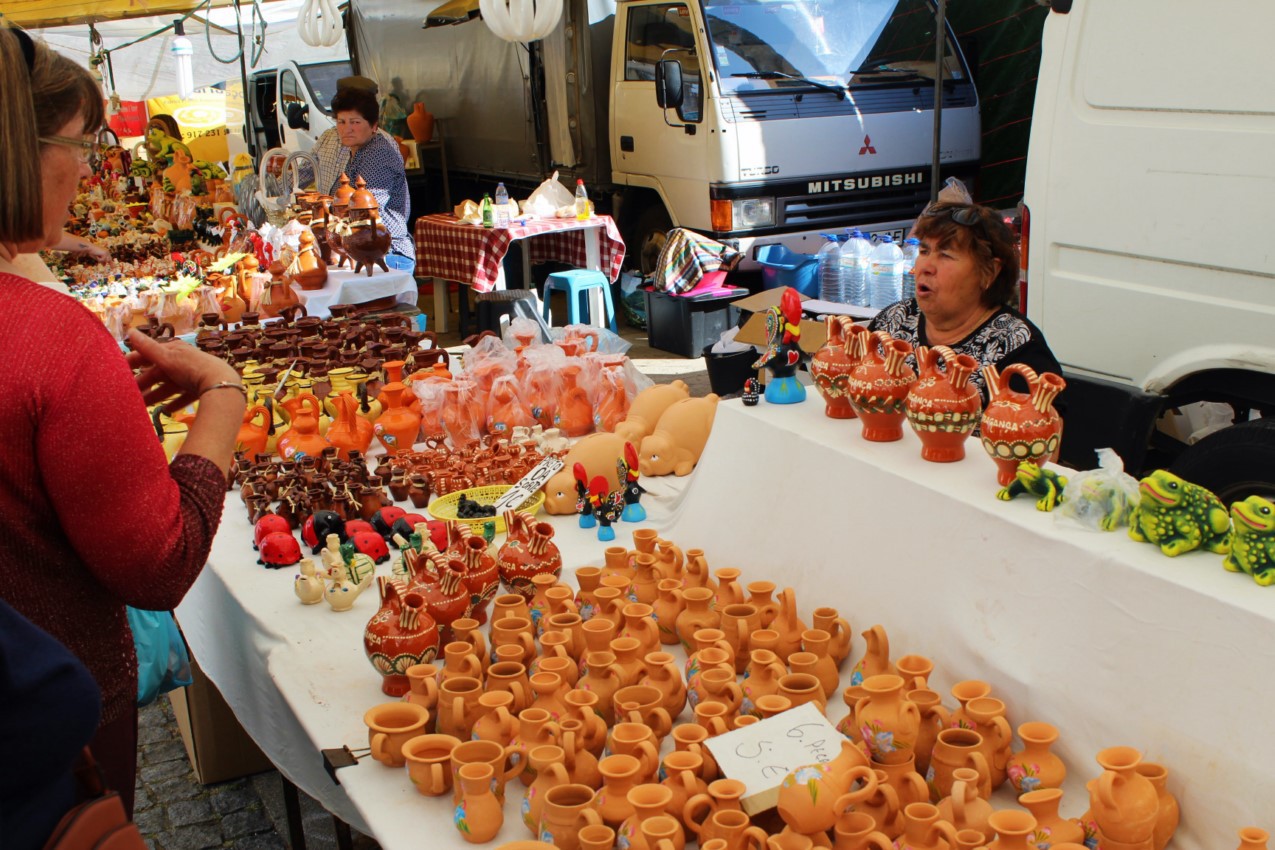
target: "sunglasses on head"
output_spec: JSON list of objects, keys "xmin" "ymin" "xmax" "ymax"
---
[{"xmin": 925, "ymin": 205, "xmax": 982, "ymax": 227}]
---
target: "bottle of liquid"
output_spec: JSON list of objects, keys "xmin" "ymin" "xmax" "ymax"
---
[
  {"xmin": 480, "ymin": 193, "xmax": 494, "ymax": 228},
  {"xmin": 816, "ymin": 234, "xmax": 844, "ymax": 303},
  {"xmin": 841, "ymin": 229, "xmax": 873, "ymax": 307},
  {"xmin": 869, "ymin": 234, "xmax": 904, "ymax": 309},
  {"xmin": 900, "ymin": 237, "xmax": 920, "ymax": 301},
  {"xmin": 574, "ymin": 179, "xmax": 589, "ymax": 221},
  {"xmin": 493, "ymin": 182, "xmax": 510, "ymax": 228}
]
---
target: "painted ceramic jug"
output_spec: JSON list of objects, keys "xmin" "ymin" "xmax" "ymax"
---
[
  {"xmin": 498, "ymin": 511, "xmax": 564, "ymax": 600},
  {"xmin": 904, "ymin": 345, "xmax": 982, "ymax": 462},
  {"xmin": 846, "ymin": 330, "xmax": 915, "ymax": 442},
  {"xmin": 979, "ymin": 363, "xmax": 1066, "ymax": 486},
  {"xmin": 363, "ymin": 577, "xmax": 440, "ymax": 696},
  {"xmin": 810, "ymin": 316, "xmax": 865, "ymax": 419}
]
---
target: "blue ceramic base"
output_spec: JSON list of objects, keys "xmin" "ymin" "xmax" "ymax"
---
[
  {"xmin": 622, "ymin": 504, "xmax": 647, "ymax": 523},
  {"xmin": 597, "ymin": 525, "xmax": 616, "ymax": 542},
  {"xmin": 765, "ymin": 375, "xmax": 807, "ymax": 405},
  {"xmin": 579, "ymin": 513, "xmax": 597, "ymax": 529}
]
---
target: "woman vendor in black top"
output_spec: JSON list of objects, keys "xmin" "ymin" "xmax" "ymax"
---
[{"xmin": 869, "ymin": 202, "xmax": 1065, "ymax": 416}]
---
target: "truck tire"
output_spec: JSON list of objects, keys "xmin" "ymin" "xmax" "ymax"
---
[
  {"xmin": 632, "ymin": 206, "xmax": 673, "ymax": 277},
  {"xmin": 1168, "ymin": 419, "xmax": 1275, "ymax": 503}
]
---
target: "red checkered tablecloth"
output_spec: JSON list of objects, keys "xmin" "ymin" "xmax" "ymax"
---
[{"xmin": 413, "ymin": 213, "xmax": 626, "ymax": 293}]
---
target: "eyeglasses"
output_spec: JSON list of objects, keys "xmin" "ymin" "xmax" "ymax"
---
[
  {"xmin": 924, "ymin": 204, "xmax": 982, "ymax": 227},
  {"xmin": 39, "ymin": 135, "xmax": 96, "ymax": 162}
]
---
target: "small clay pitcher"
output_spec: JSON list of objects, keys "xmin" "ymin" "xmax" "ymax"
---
[
  {"xmin": 745, "ymin": 581, "xmax": 779, "ymax": 628},
  {"xmin": 832, "ymin": 812, "xmax": 893, "ymax": 850},
  {"xmin": 524, "ymin": 745, "xmax": 573, "ymax": 836},
  {"xmin": 455, "ymin": 762, "xmax": 503, "ymax": 843},
  {"xmin": 405, "ymin": 663, "xmax": 440, "ymax": 715},
  {"xmin": 906, "ymin": 689, "xmax": 950, "ymax": 780},
  {"xmin": 718, "ymin": 603, "xmax": 762, "ymax": 674},
  {"xmin": 1019, "ymin": 788, "xmax": 1085, "ymax": 848},
  {"xmin": 451, "ymin": 737, "xmax": 523, "ymax": 804},
  {"xmin": 596, "ymin": 753, "xmax": 644, "ymax": 828},
  {"xmin": 893, "ymin": 802, "xmax": 958, "ymax": 850},
  {"xmin": 850, "ymin": 624, "xmax": 894, "ymax": 685},
  {"xmin": 683, "ymin": 779, "xmax": 747, "ymax": 845},
  {"xmin": 1137, "ymin": 762, "xmax": 1179, "ymax": 850},
  {"xmin": 893, "ymin": 655, "xmax": 933, "ymax": 693},
  {"xmin": 741, "ymin": 649, "xmax": 786, "ymax": 718},
  {"xmin": 471, "ymin": 690, "xmax": 520, "ymax": 749},
  {"xmin": 639, "ymin": 651, "xmax": 688, "ymax": 719},
  {"xmin": 675, "ymin": 588, "xmax": 721, "ymax": 653},
  {"xmin": 927, "ymin": 728, "xmax": 990, "ymax": 802},
  {"xmin": 1089, "ymin": 746, "xmax": 1158, "ymax": 846},
  {"xmin": 659, "ymin": 751, "xmax": 708, "ymax": 832},
  {"xmin": 1006, "ymin": 721, "xmax": 1066, "ymax": 794},
  {"xmin": 437, "ymin": 676, "xmax": 483, "ymax": 741},
  {"xmin": 962, "ymin": 696, "xmax": 1013, "ymax": 790},
  {"xmin": 934, "ymin": 768, "xmax": 993, "ymax": 843},
  {"xmin": 539, "ymin": 784, "xmax": 604, "ymax": 850},
  {"xmin": 982, "ymin": 810, "xmax": 1037, "ymax": 850}
]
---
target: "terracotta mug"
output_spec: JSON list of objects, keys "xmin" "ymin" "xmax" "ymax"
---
[
  {"xmin": 832, "ymin": 812, "xmax": 893, "ymax": 850},
  {"xmin": 539, "ymin": 784, "xmax": 604, "ymax": 850},
  {"xmin": 492, "ymin": 593, "xmax": 533, "ymax": 626},
  {"xmin": 606, "ymin": 722, "xmax": 661, "ymax": 781},
  {"xmin": 613, "ymin": 685, "xmax": 673, "ymax": 739},
  {"xmin": 707, "ymin": 809, "xmax": 767, "ymax": 850},
  {"xmin": 405, "ymin": 663, "xmax": 441, "ymax": 714},
  {"xmin": 437, "ymin": 676, "xmax": 483, "ymax": 741},
  {"xmin": 928, "ymin": 728, "xmax": 991, "ymax": 801},
  {"xmin": 579, "ymin": 823, "xmax": 617, "ymax": 850},
  {"xmin": 364, "ymin": 701, "xmax": 430, "ymax": 767},
  {"xmin": 493, "ymin": 616, "xmax": 538, "ymax": 666},
  {"xmin": 402, "ymin": 732, "xmax": 460, "ymax": 796},
  {"xmin": 451, "ymin": 737, "xmax": 524, "ymax": 804},
  {"xmin": 488, "ymin": 660, "xmax": 533, "ymax": 713}
]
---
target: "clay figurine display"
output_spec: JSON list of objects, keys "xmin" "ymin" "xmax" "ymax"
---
[
  {"xmin": 638, "ymin": 394, "xmax": 720, "ymax": 477},
  {"xmin": 618, "ymin": 442, "xmax": 647, "ymax": 522},
  {"xmin": 742, "ymin": 377, "xmax": 760, "ymax": 406},
  {"xmin": 615, "ymin": 380, "xmax": 691, "ymax": 444},
  {"xmin": 997, "ymin": 462, "xmax": 1068, "ymax": 512},
  {"xmin": 587, "ymin": 475, "xmax": 626, "ymax": 541},
  {"xmin": 1225, "ymin": 496, "xmax": 1275, "ymax": 585},
  {"xmin": 542, "ymin": 432, "xmax": 626, "ymax": 514},
  {"xmin": 752, "ymin": 288, "xmax": 808, "ymax": 404},
  {"xmin": 572, "ymin": 462, "xmax": 596, "ymax": 528},
  {"xmin": 341, "ymin": 177, "xmax": 393, "ymax": 276},
  {"xmin": 1128, "ymin": 470, "xmax": 1232, "ymax": 557}
]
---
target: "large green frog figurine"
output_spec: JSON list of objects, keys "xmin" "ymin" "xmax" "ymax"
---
[
  {"xmin": 1128, "ymin": 470, "xmax": 1232, "ymax": 557},
  {"xmin": 1224, "ymin": 495, "xmax": 1275, "ymax": 585}
]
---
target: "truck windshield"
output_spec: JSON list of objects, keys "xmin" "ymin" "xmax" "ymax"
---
[
  {"xmin": 705, "ymin": 0, "xmax": 964, "ymax": 94},
  {"xmin": 299, "ymin": 61, "xmax": 354, "ymax": 114}
]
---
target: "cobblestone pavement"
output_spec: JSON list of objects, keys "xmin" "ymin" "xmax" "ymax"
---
[{"xmin": 136, "ymin": 698, "xmax": 379, "ymax": 850}]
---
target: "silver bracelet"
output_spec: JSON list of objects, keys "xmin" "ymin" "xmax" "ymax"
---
[{"xmin": 200, "ymin": 381, "xmax": 249, "ymax": 400}]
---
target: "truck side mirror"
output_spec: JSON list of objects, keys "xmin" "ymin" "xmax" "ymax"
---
[
  {"xmin": 286, "ymin": 102, "xmax": 310, "ymax": 131},
  {"xmin": 655, "ymin": 60, "xmax": 685, "ymax": 111}
]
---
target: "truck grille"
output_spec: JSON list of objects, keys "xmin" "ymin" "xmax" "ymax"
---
[
  {"xmin": 780, "ymin": 183, "xmax": 935, "ymax": 229},
  {"xmin": 721, "ymin": 86, "xmax": 976, "ymax": 122}
]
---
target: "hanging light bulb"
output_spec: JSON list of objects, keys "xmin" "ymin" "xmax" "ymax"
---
[
  {"xmin": 298, "ymin": 0, "xmax": 344, "ymax": 47},
  {"xmin": 479, "ymin": 0, "xmax": 562, "ymax": 43},
  {"xmin": 170, "ymin": 19, "xmax": 195, "ymax": 100}
]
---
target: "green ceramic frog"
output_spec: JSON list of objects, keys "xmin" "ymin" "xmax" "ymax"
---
[
  {"xmin": 996, "ymin": 461, "xmax": 1067, "ymax": 512},
  {"xmin": 1224, "ymin": 495, "xmax": 1275, "ymax": 585},
  {"xmin": 1128, "ymin": 470, "xmax": 1232, "ymax": 557}
]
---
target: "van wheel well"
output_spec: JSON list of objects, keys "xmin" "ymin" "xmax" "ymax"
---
[
  {"xmin": 617, "ymin": 191, "xmax": 673, "ymax": 277},
  {"xmin": 1169, "ymin": 420, "xmax": 1275, "ymax": 503}
]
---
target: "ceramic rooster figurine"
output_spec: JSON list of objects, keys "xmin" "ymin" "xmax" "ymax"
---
[
  {"xmin": 618, "ymin": 442, "xmax": 647, "ymax": 523},
  {"xmin": 751, "ymin": 287, "xmax": 808, "ymax": 404},
  {"xmin": 588, "ymin": 475, "xmax": 626, "ymax": 542},
  {"xmin": 573, "ymin": 462, "xmax": 596, "ymax": 529}
]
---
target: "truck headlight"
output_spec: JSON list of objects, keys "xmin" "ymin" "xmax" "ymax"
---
[{"xmin": 711, "ymin": 197, "xmax": 775, "ymax": 232}]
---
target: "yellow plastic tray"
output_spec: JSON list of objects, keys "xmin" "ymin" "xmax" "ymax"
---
[{"xmin": 426, "ymin": 485, "xmax": 545, "ymax": 533}]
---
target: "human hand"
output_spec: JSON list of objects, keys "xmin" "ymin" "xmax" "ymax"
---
[
  {"xmin": 73, "ymin": 242, "xmax": 111, "ymax": 263},
  {"xmin": 125, "ymin": 329, "xmax": 242, "ymax": 413}
]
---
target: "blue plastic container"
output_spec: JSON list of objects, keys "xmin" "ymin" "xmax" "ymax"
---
[{"xmin": 756, "ymin": 245, "xmax": 819, "ymax": 297}]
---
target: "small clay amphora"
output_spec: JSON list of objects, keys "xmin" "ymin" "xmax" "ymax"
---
[
  {"xmin": 904, "ymin": 345, "xmax": 982, "ymax": 462},
  {"xmin": 363, "ymin": 578, "xmax": 440, "ymax": 696},
  {"xmin": 979, "ymin": 363, "xmax": 1066, "ymax": 486},
  {"xmin": 810, "ymin": 316, "xmax": 865, "ymax": 419},
  {"xmin": 846, "ymin": 330, "xmax": 915, "ymax": 441}
]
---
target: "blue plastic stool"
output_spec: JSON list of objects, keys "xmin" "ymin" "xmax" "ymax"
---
[{"xmin": 542, "ymin": 269, "xmax": 618, "ymax": 332}]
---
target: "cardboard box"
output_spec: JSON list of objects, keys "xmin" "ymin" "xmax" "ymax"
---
[
  {"xmin": 731, "ymin": 287, "xmax": 829, "ymax": 354},
  {"xmin": 703, "ymin": 703, "xmax": 846, "ymax": 815},
  {"xmin": 170, "ymin": 657, "xmax": 274, "ymax": 784}
]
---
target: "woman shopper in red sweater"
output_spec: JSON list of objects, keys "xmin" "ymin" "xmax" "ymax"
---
[{"xmin": 0, "ymin": 28, "xmax": 245, "ymax": 815}]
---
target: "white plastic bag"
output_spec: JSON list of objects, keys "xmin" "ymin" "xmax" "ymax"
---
[
  {"xmin": 1055, "ymin": 448, "xmax": 1141, "ymax": 532},
  {"xmin": 522, "ymin": 171, "xmax": 575, "ymax": 219}
]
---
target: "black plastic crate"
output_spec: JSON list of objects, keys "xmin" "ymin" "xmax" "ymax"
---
[{"xmin": 644, "ymin": 288, "xmax": 744, "ymax": 358}]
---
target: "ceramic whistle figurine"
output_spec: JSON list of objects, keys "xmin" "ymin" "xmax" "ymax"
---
[
  {"xmin": 752, "ymin": 288, "xmax": 808, "ymax": 404},
  {"xmin": 588, "ymin": 475, "xmax": 626, "ymax": 542},
  {"xmin": 618, "ymin": 442, "xmax": 647, "ymax": 523},
  {"xmin": 294, "ymin": 558, "xmax": 326, "ymax": 605},
  {"xmin": 1128, "ymin": 470, "xmax": 1232, "ymax": 557},
  {"xmin": 574, "ymin": 462, "xmax": 597, "ymax": 529},
  {"xmin": 1225, "ymin": 495, "xmax": 1275, "ymax": 585},
  {"xmin": 742, "ymin": 377, "xmax": 760, "ymax": 406},
  {"xmin": 996, "ymin": 461, "xmax": 1068, "ymax": 512}
]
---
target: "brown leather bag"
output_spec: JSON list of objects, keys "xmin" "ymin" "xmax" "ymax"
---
[{"xmin": 41, "ymin": 749, "xmax": 146, "ymax": 850}]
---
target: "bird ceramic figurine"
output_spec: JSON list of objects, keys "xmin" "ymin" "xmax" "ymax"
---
[
  {"xmin": 574, "ymin": 462, "xmax": 596, "ymax": 528},
  {"xmin": 324, "ymin": 570, "xmax": 365, "ymax": 612},
  {"xmin": 618, "ymin": 442, "xmax": 647, "ymax": 523},
  {"xmin": 294, "ymin": 558, "xmax": 326, "ymax": 605},
  {"xmin": 588, "ymin": 475, "xmax": 626, "ymax": 542},
  {"xmin": 752, "ymin": 287, "xmax": 809, "ymax": 404}
]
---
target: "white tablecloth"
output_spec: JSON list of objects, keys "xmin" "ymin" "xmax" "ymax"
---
[
  {"xmin": 177, "ymin": 395, "xmax": 1275, "ymax": 848},
  {"xmin": 295, "ymin": 267, "xmax": 419, "ymax": 320}
]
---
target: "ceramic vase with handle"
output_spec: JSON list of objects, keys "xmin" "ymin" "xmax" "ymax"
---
[
  {"xmin": 846, "ymin": 330, "xmax": 915, "ymax": 442},
  {"xmin": 979, "ymin": 363, "xmax": 1066, "ymax": 486},
  {"xmin": 904, "ymin": 345, "xmax": 982, "ymax": 462}
]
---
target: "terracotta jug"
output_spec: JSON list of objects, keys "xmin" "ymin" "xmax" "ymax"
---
[
  {"xmin": 603, "ymin": 545, "xmax": 637, "ymax": 584},
  {"xmin": 811, "ymin": 607, "xmax": 851, "ymax": 666},
  {"xmin": 674, "ymin": 587, "xmax": 719, "ymax": 652},
  {"xmin": 563, "ymin": 688, "xmax": 608, "ymax": 757},
  {"xmin": 498, "ymin": 513, "xmax": 564, "ymax": 601},
  {"xmin": 277, "ymin": 393, "xmax": 330, "ymax": 460},
  {"xmin": 407, "ymin": 101, "xmax": 435, "ymax": 143},
  {"xmin": 631, "ymin": 554, "xmax": 661, "ymax": 606},
  {"xmin": 325, "ymin": 391, "xmax": 374, "ymax": 459},
  {"xmin": 653, "ymin": 580, "xmax": 686, "ymax": 646},
  {"xmin": 1239, "ymin": 828, "xmax": 1271, "ymax": 850},
  {"xmin": 704, "ymin": 810, "xmax": 766, "ymax": 850},
  {"xmin": 639, "ymin": 651, "xmax": 687, "ymax": 718},
  {"xmin": 1006, "ymin": 721, "xmax": 1065, "ymax": 794},
  {"xmin": 713, "ymin": 568, "xmax": 744, "ymax": 609},
  {"xmin": 670, "ymin": 724, "xmax": 718, "ymax": 781},
  {"xmin": 235, "ymin": 404, "xmax": 272, "ymax": 458},
  {"xmin": 743, "ymin": 581, "xmax": 778, "ymax": 628},
  {"xmin": 530, "ymin": 670, "xmax": 570, "ymax": 721},
  {"xmin": 839, "ymin": 768, "xmax": 900, "ymax": 839},
  {"xmin": 606, "ymin": 723, "xmax": 661, "ymax": 782},
  {"xmin": 832, "ymin": 812, "xmax": 893, "ymax": 850},
  {"xmin": 556, "ymin": 365, "xmax": 594, "ymax": 437},
  {"xmin": 363, "ymin": 578, "xmax": 440, "ymax": 696},
  {"xmin": 684, "ymin": 779, "xmax": 747, "ymax": 844},
  {"xmin": 904, "ymin": 345, "xmax": 983, "ymax": 462},
  {"xmin": 683, "ymin": 549, "xmax": 718, "ymax": 595},
  {"xmin": 618, "ymin": 785, "xmax": 678, "ymax": 850},
  {"xmin": 873, "ymin": 755, "xmax": 929, "ymax": 813},
  {"xmin": 982, "ymin": 810, "xmax": 1037, "ymax": 850},
  {"xmin": 934, "ymin": 768, "xmax": 993, "ymax": 843},
  {"xmin": 1137, "ymin": 762, "xmax": 1179, "ymax": 850},
  {"xmin": 962, "ymin": 697, "xmax": 1012, "ymax": 790},
  {"xmin": 718, "ymin": 603, "xmax": 761, "ymax": 674},
  {"xmin": 527, "ymin": 574, "xmax": 563, "ymax": 635},
  {"xmin": 441, "ymin": 640, "xmax": 484, "ymax": 684},
  {"xmin": 850, "ymin": 624, "xmax": 894, "ymax": 685},
  {"xmin": 459, "ymin": 535, "xmax": 499, "ymax": 626},
  {"xmin": 539, "ymin": 784, "xmax": 603, "ymax": 850},
  {"xmin": 472, "ymin": 689, "xmax": 520, "ymax": 749},
  {"xmin": 854, "ymin": 675, "xmax": 921, "ymax": 765},
  {"xmin": 1089, "ymin": 746, "xmax": 1158, "ymax": 846},
  {"xmin": 609, "ymin": 637, "xmax": 646, "ymax": 688},
  {"xmin": 770, "ymin": 587, "xmax": 806, "ymax": 663},
  {"xmin": 579, "ymin": 651, "xmax": 623, "ymax": 725},
  {"xmin": 741, "ymin": 649, "xmax": 786, "ymax": 718},
  {"xmin": 846, "ymin": 330, "xmax": 915, "ymax": 442},
  {"xmin": 596, "ymin": 753, "xmax": 644, "ymax": 828},
  {"xmin": 405, "ymin": 663, "xmax": 441, "ymax": 714},
  {"xmin": 619, "ymin": 603, "xmax": 660, "ymax": 658},
  {"xmin": 1019, "ymin": 788, "xmax": 1084, "ymax": 848},
  {"xmin": 455, "ymin": 762, "xmax": 504, "ymax": 843},
  {"xmin": 894, "ymin": 802, "xmax": 958, "ymax": 850},
  {"xmin": 810, "ymin": 315, "xmax": 864, "ymax": 419},
  {"xmin": 524, "ymin": 745, "xmax": 574, "ymax": 836},
  {"xmin": 437, "ymin": 675, "xmax": 483, "ymax": 741},
  {"xmin": 893, "ymin": 655, "xmax": 933, "ymax": 694},
  {"xmin": 799, "ymin": 629, "xmax": 840, "ymax": 698},
  {"xmin": 948, "ymin": 680, "xmax": 992, "ymax": 730},
  {"xmin": 653, "ymin": 539, "xmax": 684, "ymax": 582},
  {"xmin": 635, "ymin": 815, "xmax": 686, "ymax": 850},
  {"xmin": 979, "ymin": 363, "xmax": 1066, "ymax": 486},
  {"xmin": 775, "ymin": 749, "xmax": 873, "ymax": 835},
  {"xmin": 405, "ymin": 556, "xmax": 472, "ymax": 644},
  {"xmin": 660, "ymin": 752, "xmax": 708, "ymax": 831},
  {"xmin": 905, "ymin": 689, "xmax": 949, "ymax": 778},
  {"xmin": 576, "ymin": 566, "xmax": 604, "ymax": 621},
  {"xmin": 927, "ymin": 728, "xmax": 990, "ymax": 802}
]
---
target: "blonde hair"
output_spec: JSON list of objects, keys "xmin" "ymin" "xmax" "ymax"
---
[{"xmin": 0, "ymin": 27, "xmax": 105, "ymax": 244}]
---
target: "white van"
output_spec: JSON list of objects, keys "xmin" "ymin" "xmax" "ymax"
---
[
  {"xmin": 1021, "ymin": 0, "xmax": 1275, "ymax": 500},
  {"xmin": 233, "ymin": 59, "xmax": 352, "ymax": 163}
]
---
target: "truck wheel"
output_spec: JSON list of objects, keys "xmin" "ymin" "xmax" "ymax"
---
[
  {"xmin": 1168, "ymin": 419, "xmax": 1275, "ymax": 503},
  {"xmin": 632, "ymin": 206, "xmax": 673, "ymax": 277}
]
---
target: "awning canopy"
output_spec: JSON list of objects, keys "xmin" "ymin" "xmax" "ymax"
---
[{"xmin": 1, "ymin": 0, "xmax": 242, "ymax": 28}]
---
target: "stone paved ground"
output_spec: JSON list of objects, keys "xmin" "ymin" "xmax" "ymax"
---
[{"xmin": 136, "ymin": 698, "xmax": 379, "ymax": 850}]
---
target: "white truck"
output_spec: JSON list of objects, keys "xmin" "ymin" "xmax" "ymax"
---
[
  {"xmin": 1021, "ymin": 0, "xmax": 1275, "ymax": 499},
  {"xmin": 346, "ymin": 0, "xmax": 981, "ymax": 271}
]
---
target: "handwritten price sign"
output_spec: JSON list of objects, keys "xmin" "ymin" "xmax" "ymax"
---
[
  {"xmin": 704, "ymin": 703, "xmax": 845, "ymax": 815},
  {"xmin": 493, "ymin": 456, "xmax": 565, "ymax": 513}
]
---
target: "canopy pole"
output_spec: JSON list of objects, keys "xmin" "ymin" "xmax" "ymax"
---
[
  {"xmin": 236, "ymin": 0, "xmax": 253, "ymax": 160},
  {"xmin": 930, "ymin": 0, "xmax": 946, "ymax": 204}
]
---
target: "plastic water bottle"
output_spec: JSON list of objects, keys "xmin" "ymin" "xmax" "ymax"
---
[
  {"xmin": 817, "ymin": 234, "xmax": 844, "ymax": 302},
  {"xmin": 574, "ymin": 179, "xmax": 589, "ymax": 221},
  {"xmin": 841, "ymin": 229, "xmax": 873, "ymax": 307},
  {"xmin": 901, "ymin": 237, "xmax": 920, "ymax": 301},
  {"xmin": 869, "ymin": 234, "xmax": 904, "ymax": 309},
  {"xmin": 494, "ymin": 182, "xmax": 510, "ymax": 228}
]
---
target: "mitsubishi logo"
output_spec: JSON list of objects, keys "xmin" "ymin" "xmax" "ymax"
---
[{"xmin": 859, "ymin": 135, "xmax": 876, "ymax": 155}]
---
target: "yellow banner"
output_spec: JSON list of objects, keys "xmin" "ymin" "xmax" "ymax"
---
[{"xmin": 146, "ymin": 85, "xmax": 244, "ymax": 164}]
